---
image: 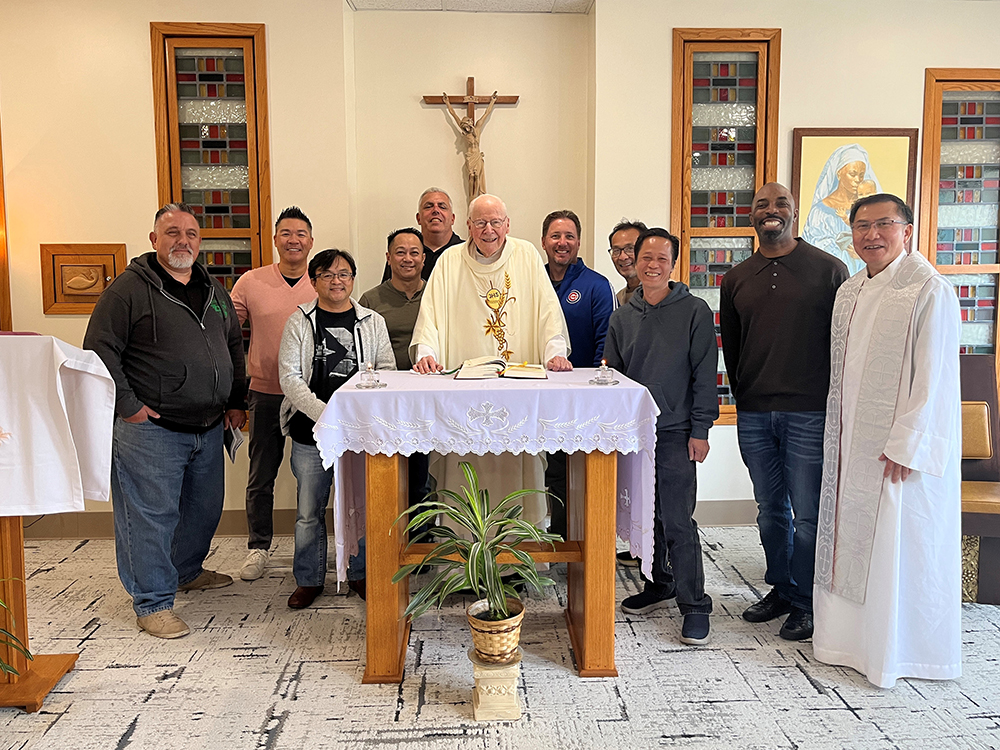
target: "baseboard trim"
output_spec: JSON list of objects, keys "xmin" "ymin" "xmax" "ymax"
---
[{"xmin": 22, "ymin": 500, "xmax": 759, "ymax": 540}]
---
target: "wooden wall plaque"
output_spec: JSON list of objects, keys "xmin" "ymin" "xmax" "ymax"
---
[{"xmin": 40, "ymin": 243, "xmax": 127, "ymax": 314}]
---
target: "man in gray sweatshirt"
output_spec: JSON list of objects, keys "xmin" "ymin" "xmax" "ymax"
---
[{"xmin": 604, "ymin": 227, "xmax": 718, "ymax": 645}]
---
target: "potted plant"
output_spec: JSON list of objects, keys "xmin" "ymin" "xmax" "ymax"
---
[
  {"xmin": 393, "ymin": 461, "xmax": 562, "ymax": 664},
  {"xmin": 1, "ymin": 582, "xmax": 33, "ymax": 676}
]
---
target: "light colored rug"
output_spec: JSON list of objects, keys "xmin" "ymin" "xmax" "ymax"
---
[{"xmin": 3, "ymin": 528, "xmax": 999, "ymax": 749}]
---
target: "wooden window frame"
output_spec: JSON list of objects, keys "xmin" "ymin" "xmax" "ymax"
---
[
  {"xmin": 150, "ymin": 22, "xmax": 273, "ymax": 266},
  {"xmin": 919, "ymin": 68, "xmax": 1000, "ymax": 361},
  {"xmin": 670, "ymin": 28, "xmax": 781, "ymax": 425},
  {"xmin": 0, "ymin": 111, "xmax": 11, "ymax": 332}
]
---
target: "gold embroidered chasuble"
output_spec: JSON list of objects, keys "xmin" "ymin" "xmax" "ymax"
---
[
  {"xmin": 409, "ymin": 237, "xmax": 569, "ymax": 527},
  {"xmin": 409, "ymin": 236, "xmax": 568, "ymax": 368}
]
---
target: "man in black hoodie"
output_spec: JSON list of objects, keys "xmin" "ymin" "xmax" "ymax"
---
[
  {"xmin": 85, "ymin": 203, "xmax": 247, "ymax": 639},
  {"xmin": 604, "ymin": 228, "xmax": 718, "ymax": 645}
]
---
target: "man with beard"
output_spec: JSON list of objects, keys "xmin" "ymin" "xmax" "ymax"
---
[
  {"xmin": 719, "ymin": 183, "xmax": 849, "ymax": 641},
  {"xmin": 85, "ymin": 203, "xmax": 247, "ymax": 639}
]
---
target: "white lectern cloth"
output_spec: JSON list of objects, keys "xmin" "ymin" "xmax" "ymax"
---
[
  {"xmin": 0, "ymin": 335, "xmax": 115, "ymax": 516},
  {"xmin": 314, "ymin": 368, "xmax": 659, "ymax": 584}
]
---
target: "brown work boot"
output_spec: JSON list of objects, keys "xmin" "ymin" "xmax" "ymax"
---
[
  {"xmin": 137, "ymin": 610, "xmax": 190, "ymax": 639},
  {"xmin": 287, "ymin": 585, "xmax": 324, "ymax": 609},
  {"xmin": 178, "ymin": 569, "xmax": 233, "ymax": 592}
]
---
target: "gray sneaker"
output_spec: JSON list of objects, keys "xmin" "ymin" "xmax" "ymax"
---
[
  {"xmin": 680, "ymin": 613, "xmax": 711, "ymax": 645},
  {"xmin": 240, "ymin": 549, "xmax": 270, "ymax": 581},
  {"xmin": 621, "ymin": 587, "xmax": 675, "ymax": 615}
]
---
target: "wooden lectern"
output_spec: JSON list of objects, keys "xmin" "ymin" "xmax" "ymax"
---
[{"xmin": 0, "ymin": 517, "xmax": 78, "ymax": 712}]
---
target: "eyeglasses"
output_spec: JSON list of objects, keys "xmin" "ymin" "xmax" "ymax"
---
[
  {"xmin": 851, "ymin": 219, "xmax": 909, "ymax": 234},
  {"xmin": 471, "ymin": 219, "xmax": 507, "ymax": 230},
  {"xmin": 316, "ymin": 271, "xmax": 354, "ymax": 283},
  {"xmin": 609, "ymin": 245, "xmax": 635, "ymax": 258}
]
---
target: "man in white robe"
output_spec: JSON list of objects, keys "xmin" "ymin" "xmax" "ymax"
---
[
  {"xmin": 410, "ymin": 194, "xmax": 571, "ymax": 526},
  {"xmin": 813, "ymin": 193, "xmax": 962, "ymax": 688}
]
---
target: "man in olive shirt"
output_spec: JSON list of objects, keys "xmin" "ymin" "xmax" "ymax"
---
[
  {"xmin": 361, "ymin": 227, "xmax": 429, "ymax": 504},
  {"xmin": 719, "ymin": 182, "xmax": 849, "ymax": 642}
]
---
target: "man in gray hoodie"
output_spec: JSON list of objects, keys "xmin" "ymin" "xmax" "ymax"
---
[{"xmin": 604, "ymin": 227, "xmax": 718, "ymax": 645}]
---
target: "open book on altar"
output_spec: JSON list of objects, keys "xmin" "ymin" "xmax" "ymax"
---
[{"xmin": 453, "ymin": 356, "xmax": 548, "ymax": 380}]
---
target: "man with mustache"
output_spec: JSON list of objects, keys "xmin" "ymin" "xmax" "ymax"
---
[
  {"xmin": 85, "ymin": 203, "xmax": 247, "ymax": 639},
  {"xmin": 719, "ymin": 183, "xmax": 849, "ymax": 641}
]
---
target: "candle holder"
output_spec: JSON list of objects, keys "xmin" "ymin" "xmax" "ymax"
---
[
  {"xmin": 356, "ymin": 362, "xmax": 387, "ymax": 389},
  {"xmin": 589, "ymin": 362, "xmax": 619, "ymax": 386}
]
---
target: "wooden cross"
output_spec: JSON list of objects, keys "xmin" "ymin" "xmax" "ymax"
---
[{"xmin": 423, "ymin": 77, "xmax": 518, "ymax": 118}]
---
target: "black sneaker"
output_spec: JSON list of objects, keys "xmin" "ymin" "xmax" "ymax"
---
[
  {"xmin": 742, "ymin": 588, "xmax": 792, "ymax": 623},
  {"xmin": 680, "ymin": 613, "xmax": 711, "ymax": 645},
  {"xmin": 621, "ymin": 587, "xmax": 675, "ymax": 615},
  {"xmin": 616, "ymin": 550, "xmax": 640, "ymax": 567},
  {"xmin": 778, "ymin": 607, "xmax": 813, "ymax": 641}
]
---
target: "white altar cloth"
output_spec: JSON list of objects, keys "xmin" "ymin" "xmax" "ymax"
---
[
  {"xmin": 0, "ymin": 335, "xmax": 115, "ymax": 516},
  {"xmin": 314, "ymin": 368, "xmax": 659, "ymax": 584}
]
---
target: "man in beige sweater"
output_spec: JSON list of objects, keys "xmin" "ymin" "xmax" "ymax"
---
[{"xmin": 230, "ymin": 206, "xmax": 317, "ymax": 581}]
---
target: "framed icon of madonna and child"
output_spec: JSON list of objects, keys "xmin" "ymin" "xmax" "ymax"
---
[{"xmin": 792, "ymin": 128, "xmax": 919, "ymax": 276}]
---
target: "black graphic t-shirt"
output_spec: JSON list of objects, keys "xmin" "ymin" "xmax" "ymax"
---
[{"xmin": 289, "ymin": 307, "xmax": 359, "ymax": 445}]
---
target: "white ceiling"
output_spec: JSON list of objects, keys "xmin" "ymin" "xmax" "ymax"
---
[{"xmin": 347, "ymin": 0, "xmax": 594, "ymax": 12}]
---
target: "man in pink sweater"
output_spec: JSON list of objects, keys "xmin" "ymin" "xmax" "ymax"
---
[{"xmin": 231, "ymin": 207, "xmax": 317, "ymax": 580}]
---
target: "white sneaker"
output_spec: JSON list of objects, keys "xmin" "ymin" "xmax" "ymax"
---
[{"xmin": 240, "ymin": 549, "xmax": 269, "ymax": 581}]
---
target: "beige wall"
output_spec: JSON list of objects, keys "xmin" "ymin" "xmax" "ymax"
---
[
  {"xmin": 351, "ymin": 9, "xmax": 592, "ymax": 294},
  {"xmin": 590, "ymin": 0, "xmax": 1000, "ymax": 503},
  {"xmin": 0, "ymin": 0, "xmax": 356, "ymax": 514},
  {"xmin": 3, "ymin": 0, "xmax": 1000, "ymax": 524}
]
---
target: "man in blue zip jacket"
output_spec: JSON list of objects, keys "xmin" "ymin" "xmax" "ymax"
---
[
  {"xmin": 85, "ymin": 203, "xmax": 247, "ymax": 640},
  {"xmin": 542, "ymin": 210, "xmax": 616, "ymax": 537}
]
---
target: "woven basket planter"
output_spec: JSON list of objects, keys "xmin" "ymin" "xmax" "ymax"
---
[{"xmin": 466, "ymin": 598, "xmax": 525, "ymax": 665}]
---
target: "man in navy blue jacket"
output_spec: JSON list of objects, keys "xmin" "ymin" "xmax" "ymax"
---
[{"xmin": 542, "ymin": 209, "xmax": 616, "ymax": 536}]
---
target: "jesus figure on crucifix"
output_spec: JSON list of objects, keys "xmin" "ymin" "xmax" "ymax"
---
[{"xmin": 444, "ymin": 90, "xmax": 498, "ymax": 199}]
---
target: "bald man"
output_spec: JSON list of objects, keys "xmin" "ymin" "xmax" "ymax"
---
[
  {"xmin": 411, "ymin": 193, "xmax": 570, "ymax": 529},
  {"xmin": 719, "ymin": 182, "xmax": 849, "ymax": 641}
]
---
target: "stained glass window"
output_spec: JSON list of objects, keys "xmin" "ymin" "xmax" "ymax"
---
[
  {"xmin": 690, "ymin": 53, "xmax": 758, "ymax": 229},
  {"xmin": 175, "ymin": 49, "xmax": 251, "ymax": 235},
  {"xmin": 153, "ymin": 25, "xmax": 272, "ymax": 359},
  {"xmin": 688, "ymin": 238, "xmax": 754, "ymax": 405},
  {"xmin": 933, "ymin": 90, "xmax": 1000, "ymax": 354},
  {"xmin": 673, "ymin": 30, "xmax": 779, "ymax": 416}
]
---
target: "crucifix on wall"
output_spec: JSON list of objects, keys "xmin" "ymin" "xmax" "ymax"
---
[{"xmin": 424, "ymin": 78, "xmax": 518, "ymax": 201}]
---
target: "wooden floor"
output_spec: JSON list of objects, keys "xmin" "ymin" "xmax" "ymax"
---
[{"xmin": 2, "ymin": 528, "xmax": 999, "ymax": 750}]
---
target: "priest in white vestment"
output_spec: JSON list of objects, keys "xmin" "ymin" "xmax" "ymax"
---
[
  {"xmin": 813, "ymin": 194, "xmax": 962, "ymax": 688},
  {"xmin": 410, "ymin": 194, "xmax": 571, "ymax": 526}
]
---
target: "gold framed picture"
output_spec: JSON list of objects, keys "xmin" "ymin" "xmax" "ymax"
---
[{"xmin": 792, "ymin": 128, "xmax": 918, "ymax": 275}]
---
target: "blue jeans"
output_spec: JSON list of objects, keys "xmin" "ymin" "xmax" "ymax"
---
[
  {"xmin": 290, "ymin": 440, "xmax": 365, "ymax": 586},
  {"xmin": 111, "ymin": 419, "xmax": 225, "ymax": 617},
  {"xmin": 736, "ymin": 410, "xmax": 825, "ymax": 612}
]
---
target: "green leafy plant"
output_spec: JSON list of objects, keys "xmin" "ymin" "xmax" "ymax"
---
[
  {"xmin": 0, "ymin": 581, "xmax": 33, "ymax": 676},
  {"xmin": 392, "ymin": 461, "xmax": 562, "ymax": 621}
]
